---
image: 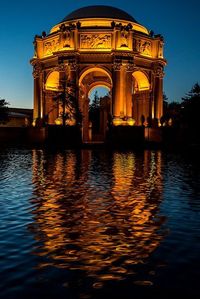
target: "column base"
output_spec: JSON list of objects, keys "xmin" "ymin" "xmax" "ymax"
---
[
  {"xmin": 126, "ymin": 117, "xmax": 136, "ymax": 126},
  {"xmin": 113, "ymin": 117, "xmax": 123, "ymax": 126},
  {"xmin": 113, "ymin": 117, "xmax": 136, "ymax": 126}
]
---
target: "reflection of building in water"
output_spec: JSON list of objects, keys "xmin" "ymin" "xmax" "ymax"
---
[{"xmin": 30, "ymin": 150, "xmax": 165, "ymax": 281}]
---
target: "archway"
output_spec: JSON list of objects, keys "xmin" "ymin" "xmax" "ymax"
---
[
  {"xmin": 44, "ymin": 71, "xmax": 61, "ymax": 124},
  {"xmin": 45, "ymin": 71, "xmax": 60, "ymax": 91},
  {"xmin": 89, "ymin": 85, "xmax": 111, "ymax": 141},
  {"xmin": 132, "ymin": 71, "xmax": 151, "ymax": 125},
  {"xmin": 79, "ymin": 67, "xmax": 112, "ymax": 142}
]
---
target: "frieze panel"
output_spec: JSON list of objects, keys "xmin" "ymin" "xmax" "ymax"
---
[
  {"xmin": 119, "ymin": 29, "xmax": 129, "ymax": 48},
  {"xmin": 44, "ymin": 38, "xmax": 60, "ymax": 56},
  {"xmin": 134, "ymin": 39, "xmax": 152, "ymax": 57},
  {"xmin": 80, "ymin": 34, "xmax": 111, "ymax": 49}
]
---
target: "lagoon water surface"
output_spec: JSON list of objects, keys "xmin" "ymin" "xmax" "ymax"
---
[{"xmin": 0, "ymin": 148, "xmax": 200, "ymax": 299}]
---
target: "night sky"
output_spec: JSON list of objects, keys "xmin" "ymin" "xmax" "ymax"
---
[{"xmin": 0, "ymin": 0, "xmax": 199, "ymax": 108}]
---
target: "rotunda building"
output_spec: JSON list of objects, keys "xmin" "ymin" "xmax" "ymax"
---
[{"xmin": 31, "ymin": 5, "xmax": 166, "ymax": 142}]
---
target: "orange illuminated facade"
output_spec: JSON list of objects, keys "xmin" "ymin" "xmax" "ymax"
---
[{"xmin": 31, "ymin": 5, "xmax": 166, "ymax": 142}]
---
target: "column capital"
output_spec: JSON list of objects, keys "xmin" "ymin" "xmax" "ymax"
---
[
  {"xmin": 152, "ymin": 64, "xmax": 164, "ymax": 78},
  {"xmin": 57, "ymin": 63, "xmax": 69, "ymax": 73},
  {"xmin": 69, "ymin": 61, "xmax": 78, "ymax": 71},
  {"xmin": 33, "ymin": 62, "xmax": 43, "ymax": 79},
  {"xmin": 113, "ymin": 61, "xmax": 122, "ymax": 71},
  {"xmin": 125, "ymin": 62, "xmax": 135, "ymax": 72}
]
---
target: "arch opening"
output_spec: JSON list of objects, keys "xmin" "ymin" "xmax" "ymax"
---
[
  {"xmin": 45, "ymin": 71, "xmax": 60, "ymax": 91},
  {"xmin": 79, "ymin": 68, "xmax": 112, "ymax": 142},
  {"xmin": 132, "ymin": 71, "xmax": 150, "ymax": 92}
]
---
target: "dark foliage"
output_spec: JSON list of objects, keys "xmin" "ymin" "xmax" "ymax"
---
[
  {"xmin": 54, "ymin": 80, "xmax": 82, "ymax": 127},
  {"xmin": 181, "ymin": 83, "xmax": 200, "ymax": 128},
  {"xmin": 89, "ymin": 91, "xmax": 100, "ymax": 133},
  {"xmin": 0, "ymin": 99, "xmax": 9, "ymax": 124}
]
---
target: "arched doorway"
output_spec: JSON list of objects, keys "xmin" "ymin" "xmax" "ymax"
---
[
  {"xmin": 79, "ymin": 67, "xmax": 112, "ymax": 142},
  {"xmin": 88, "ymin": 85, "xmax": 111, "ymax": 141},
  {"xmin": 45, "ymin": 71, "xmax": 60, "ymax": 124},
  {"xmin": 132, "ymin": 71, "xmax": 151, "ymax": 125}
]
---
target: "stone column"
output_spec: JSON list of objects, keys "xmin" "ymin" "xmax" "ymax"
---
[
  {"xmin": 33, "ymin": 62, "xmax": 42, "ymax": 122},
  {"xmin": 69, "ymin": 61, "xmax": 78, "ymax": 99},
  {"xmin": 39, "ymin": 74, "xmax": 44, "ymax": 119},
  {"xmin": 119, "ymin": 65, "xmax": 126, "ymax": 117},
  {"xmin": 33, "ymin": 77, "xmax": 40, "ymax": 120},
  {"xmin": 153, "ymin": 66, "xmax": 164, "ymax": 123},
  {"xmin": 112, "ymin": 62, "xmax": 121, "ymax": 124},
  {"xmin": 125, "ymin": 63, "xmax": 134, "ymax": 124},
  {"xmin": 82, "ymin": 96, "xmax": 89, "ymax": 142}
]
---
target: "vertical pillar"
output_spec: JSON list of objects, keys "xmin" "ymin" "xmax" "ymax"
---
[
  {"xmin": 33, "ymin": 62, "xmax": 42, "ymax": 123},
  {"xmin": 112, "ymin": 63, "xmax": 121, "ymax": 124},
  {"xmin": 120, "ymin": 65, "xmax": 126, "ymax": 117},
  {"xmin": 154, "ymin": 77, "xmax": 163, "ymax": 121},
  {"xmin": 69, "ymin": 61, "xmax": 78, "ymax": 99},
  {"xmin": 125, "ymin": 63, "xmax": 134, "ymax": 125},
  {"xmin": 39, "ymin": 74, "xmax": 44, "ymax": 119},
  {"xmin": 153, "ymin": 66, "xmax": 164, "ymax": 124},
  {"xmin": 33, "ymin": 77, "xmax": 40, "ymax": 120},
  {"xmin": 83, "ymin": 96, "xmax": 89, "ymax": 142},
  {"xmin": 112, "ymin": 62, "xmax": 128, "ymax": 125},
  {"xmin": 156, "ymin": 77, "xmax": 163, "ymax": 120}
]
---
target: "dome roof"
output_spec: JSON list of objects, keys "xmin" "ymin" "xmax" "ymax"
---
[{"xmin": 62, "ymin": 5, "xmax": 138, "ymax": 23}]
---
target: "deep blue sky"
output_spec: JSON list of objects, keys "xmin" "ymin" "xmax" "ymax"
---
[{"xmin": 0, "ymin": 0, "xmax": 200, "ymax": 108}]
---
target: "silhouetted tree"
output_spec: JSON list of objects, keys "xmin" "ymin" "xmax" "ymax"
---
[
  {"xmin": 54, "ymin": 79, "xmax": 82, "ymax": 127},
  {"xmin": 181, "ymin": 83, "xmax": 200, "ymax": 128},
  {"xmin": 0, "ymin": 98, "xmax": 9, "ymax": 124},
  {"xmin": 89, "ymin": 91, "xmax": 100, "ymax": 133},
  {"xmin": 162, "ymin": 93, "xmax": 182, "ymax": 126},
  {"xmin": 163, "ymin": 93, "xmax": 168, "ymax": 111}
]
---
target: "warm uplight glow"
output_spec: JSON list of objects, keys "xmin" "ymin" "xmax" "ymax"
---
[
  {"xmin": 55, "ymin": 117, "xmax": 62, "ymax": 125},
  {"xmin": 50, "ymin": 18, "xmax": 149, "ymax": 35},
  {"xmin": 66, "ymin": 118, "xmax": 76, "ymax": 126},
  {"xmin": 132, "ymin": 71, "xmax": 150, "ymax": 91},
  {"xmin": 32, "ymin": 119, "xmax": 36, "ymax": 127},
  {"xmin": 45, "ymin": 71, "xmax": 60, "ymax": 91},
  {"xmin": 79, "ymin": 67, "xmax": 112, "ymax": 86},
  {"xmin": 127, "ymin": 118, "xmax": 135, "ymax": 126},
  {"xmin": 113, "ymin": 118, "xmax": 123, "ymax": 126}
]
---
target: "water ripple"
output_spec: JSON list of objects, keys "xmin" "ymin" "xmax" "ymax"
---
[{"xmin": 0, "ymin": 149, "xmax": 200, "ymax": 298}]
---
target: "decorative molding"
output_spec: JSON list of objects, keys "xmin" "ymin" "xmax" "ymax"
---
[
  {"xmin": 113, "ymin": 61, "xmax": 122, "ymax": 71},
  {"xmin": 153, "ymin": 64, "xmax": 164, "ymax": 78},
  {"xmin": 33, "ymin": 62, "xmax": 43, "ymax": 79},
  {"xmin": 44, "ymin": 38, "xmax": 60, "ymax": 56},
  {"xmin": 134, "ymin": 39, "xmax": 152, "ymax": 57},
  {"xmin": 80, "ymin": 34, "xmax": 111, "ymax": 49},
  {"xmin": 57, "ymin": 63, "xmax": 70, "ymax": 73},
  {"xmin": 69, "ymin": 61, "xmax": 78, "ymax": 71},
  {"xmin": 119, "ymin": 29, "xmax": 129, "ymax": 48},
  {"xmin": 125, "ymin": 63, "xmax": 135, "ymax": 72}
]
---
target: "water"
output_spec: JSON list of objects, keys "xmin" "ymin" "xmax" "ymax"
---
[{"xmin": 0, "ymin": 148, "xmax": 200, "ymax": 299}]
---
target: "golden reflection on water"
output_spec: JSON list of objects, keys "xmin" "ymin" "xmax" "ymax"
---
[{"xmin": 31, "ymin": 150, "xmax": 164, "ymax": 282}]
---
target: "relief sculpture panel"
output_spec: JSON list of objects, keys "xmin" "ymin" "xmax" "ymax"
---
[
  {"xmin": 80, "ymin": 34, "xmax": 111, "ymax": 49},
  {"xmin": 44, "ymin": 38, "xmax": 60, "ymax": 56},
  {"xmin": 134, "ymin": 39, "xmax": 152, "ymax": 57}
]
